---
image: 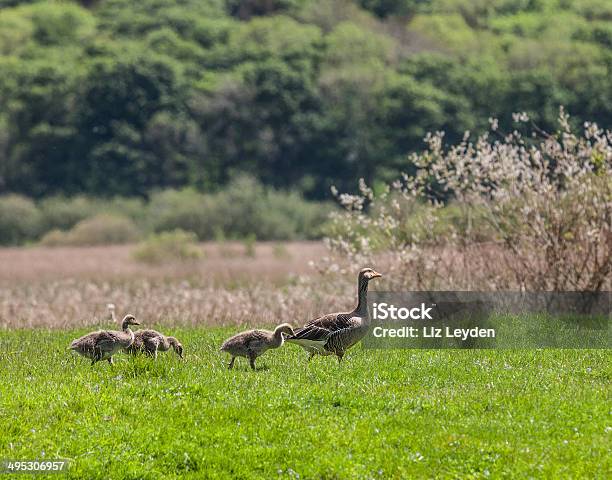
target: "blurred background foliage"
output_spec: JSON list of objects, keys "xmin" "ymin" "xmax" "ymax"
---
[
  {"xmin": 0, "ymin": 175, "xmax": 331, "ymax": 245},
  {"xmin": 0, "ymin": 0, "xmax": 610, "ymax": 243}
]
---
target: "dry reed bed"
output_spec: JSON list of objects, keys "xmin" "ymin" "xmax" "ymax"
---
[
  {"xmin": 0, "ymin": 242, "xmax": 323, "ymax": 284},
  {"xmin": 3, "ymin": 242, "xmax": 601, "ymax": 330},
  {"xmin": 0, "ymin": 280, "xmax": 352, "ymax": 329},
  {"xmin": 0, "ymin": 242, "xmax": 358, "ymax": 329}
]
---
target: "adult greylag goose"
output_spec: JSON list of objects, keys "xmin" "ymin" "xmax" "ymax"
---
[
  {"xmin": 126, "ymin": 329, "xmax": 184, "ymax": 359},
  {"xmin": 69, "ymin": 314, "xmax": 140, "ymax": 365},
  {"xmin": 286, "ymin": 267, "xmax": 382, "ymax": 362},
  {"xmin": 220, "ymin": 323, "xmax": 294, "ymax": 370}
]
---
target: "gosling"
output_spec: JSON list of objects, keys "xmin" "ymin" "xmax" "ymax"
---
[
  {"xmin": 125, "ymin": 329, "xmax": 183, "ymax": 359},
  {"xmin": 220, "ymin": 323, "xmax": 294, "ymax": 370},
  {"xmin": 69, "ymin": 314, "xmax": 140, "ymax": 365}
]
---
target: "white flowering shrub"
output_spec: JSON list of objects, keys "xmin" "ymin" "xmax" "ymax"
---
[{"xmin": 324, "ymin": 108, "xmax": 611, "ymax": 291}]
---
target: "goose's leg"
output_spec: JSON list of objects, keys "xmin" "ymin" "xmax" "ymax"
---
[
  {"xmin": 228, "ymin": 357, "xmax": 235, "ymax": 369},
  {"xmin": 307, "ymin": 351, "xmax": 315, "ymax": 362},
  {"xmin": 91, "ymin": 348, "xmax": 102, "ymax": 365},
  {"xmin": 336, "ymin": 351, "xmax": 344, "ymax": 363},
  {"xmin": 107, "ymin": 356, "xmax": 114, "ymax": 365},
  {"xmin": 143, "ymin": 341, "xmax": 154, "ymax": 358},
  {"xmin": 248, "ymin": 352, "xmax": 257, "ymax": 371},
  {"xmin": 145, "ymin": 339, "xmax": 158, "ymax": 359}
]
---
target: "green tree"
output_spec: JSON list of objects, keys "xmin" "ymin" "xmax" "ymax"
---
[{"xmin": 73, "ymin": 50, "xmax": 189, "ymax": 195}]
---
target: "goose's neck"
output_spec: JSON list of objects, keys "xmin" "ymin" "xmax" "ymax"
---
[
  {"xmin": 167, "ymin": 337, "xmax": 182, "ymax": 356},
  {"xmin": 272, "ymin": 329, "xmax": 285, "ymax": 347},
  {"xmin": 122, "ymin": 323, "xmax": 134, "ymax": 338},
  {"xmin": 354, "ymin": 278, "xmax": 369, "ymax": 316}
]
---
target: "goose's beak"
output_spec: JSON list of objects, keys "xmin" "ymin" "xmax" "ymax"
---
[
  {"xmin": 133, "ymin": 322, "xmax": 140, "ymax": 325},
  {"xmin": 372, "ymin": 271, "xmax": 382, "ymax": 278}
]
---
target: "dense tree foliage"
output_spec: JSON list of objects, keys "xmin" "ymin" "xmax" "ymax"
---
[{"xmin": 0, "ymin": 0, "xmax": 610, "ymax": 198}]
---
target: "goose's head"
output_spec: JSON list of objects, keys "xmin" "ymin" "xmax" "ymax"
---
[
  {"xmin": 275, "ymin": 323, "xmax": 294, "ymax": 338},
  {"xmin": 359, "ymin": 267, "xmax": 382, "ymax": 282},
  {"xmin": 121, "ymin": 314, "xmax": 140, "ymax": 329},
  {"xmin": 168, "ymin": 337, "xmax": 184, "ymax": 358}
]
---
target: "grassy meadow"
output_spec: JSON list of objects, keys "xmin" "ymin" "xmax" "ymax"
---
[
  {"xmin": 0, "ymin": 243, "xmax": 610, "ymax": 479},
  {"xmin": 1, "ymin": 329, "xmax": 610, "ymax": 479}
]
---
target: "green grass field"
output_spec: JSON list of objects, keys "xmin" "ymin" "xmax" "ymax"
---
[{"xmin": 1, "ymin": 328, "xmax": 610, "ymax": 479}]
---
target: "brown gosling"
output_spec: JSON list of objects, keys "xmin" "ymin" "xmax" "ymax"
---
[
  {"xmin": 220, "ymin": 323, "xmax": 294, "ymax": 370},
  {"xmin": 69, "ymin": 314, "xmax": 140, "ymax": 365},
  {"xmin": 125, "ymin": 329, "xmax": 183, "ymax": 359}
]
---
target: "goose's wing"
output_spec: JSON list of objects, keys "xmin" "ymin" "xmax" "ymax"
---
[
  {"xmin": 134, "ymin": 330, "xmax": 160, "ymax": 349},
  {"xmin": 242, "ymin": 330, "xmax": 269, "ymax": 351},
  {"xmin": 142, "ymin": 336, "xmax": 161, "ymax": 351},
  {"xmin": 94, "ymin": 331, "xmax": 123, "ymax": 350},
  {"xmin": 326, "ymin": 315, "xmax": 366, "ymax": 351},
  {"xmin": 137, "ymin": 329, "xmax": 162, "ymax": 340},
  {"xmin": 221, "ymin": 330, "xmax": 269, "ymax": 352},
  {"xmin": 287, "ymin": 312, "xmax": 357, "ymax": 350},
  {"xmin": 302, "ymin": 312, "xmax": 359, "ymax": 333},
  {"xmin": 70, "ymin": 332, "xmax": 98, "ymax": 349}
]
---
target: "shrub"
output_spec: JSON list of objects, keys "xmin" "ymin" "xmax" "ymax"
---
[
  {"xmin": 147, "ymin": 176, "xmax": 332, "ymax": 241},
  {"xmin": 38, "ymin": 195, "xmax": 100, "ymax": 232},
  {"xmin": 147, "ymin": 189, "xmax": 211, "ymax": 239},
  {"xmin": 38, "ymin": 196, "xmax": 147, "ymax": 232},
  {"xmin": 206, "ymin": 176, "xmax": 298, "ymax": 240},
  {"xmin": 2, "ymin": 177, "xmax": 331, "ymax": 246},
  {"xmin": 325, "ymin": 109, "xmax": 611, "ymax": 291},
  {"xmin": 39, "ymin": 214, "xmax": 140, "ymax": 246},
  {"xmin": 38, "ymin": 229, "xmax": 68, "ymax": 247},
  {"xmin": 105, "ymin": 197, "xmax": 147, "ymax": 225},
  {"xmin": 242, "ymin": 233, "xmax": 256, "ymax": 257},
  {"xmin": 0, "ymin": 194, "xmax": 42, "ymax": 245},
  {"xmin": 323, "ymin": 194, "xmax": 496, "ymax": 251},
  {"xmin": 132, "ymin": 230, "xmax": 203, "ymax": 264},
  {"xmin": 220, "ymin": 176, "xmax": 331, "ymax": 240}
]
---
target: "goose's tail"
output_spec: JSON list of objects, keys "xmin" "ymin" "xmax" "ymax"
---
[{"xmin": 285, "ymin": 327, "xmax": 328, "ymax": 351}]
